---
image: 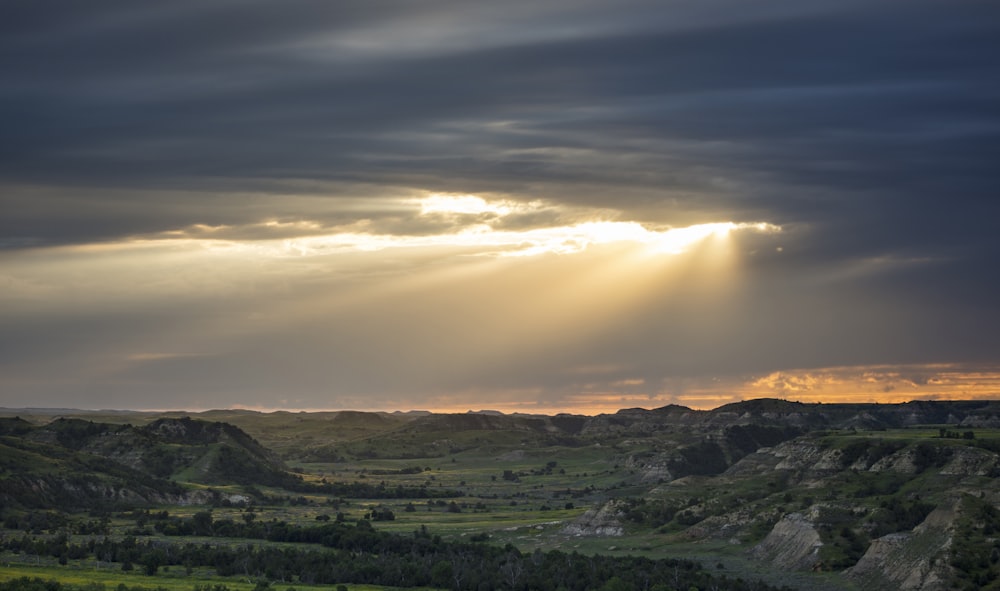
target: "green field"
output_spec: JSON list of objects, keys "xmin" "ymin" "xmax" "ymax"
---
[{"xmin": 0, "ymin": 565, "xmax": 434, "ymax": 591}]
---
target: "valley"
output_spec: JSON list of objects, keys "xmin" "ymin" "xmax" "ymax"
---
[{"xmin": 2, "ymin": 399, "xmax": 999, "ymax": 591}]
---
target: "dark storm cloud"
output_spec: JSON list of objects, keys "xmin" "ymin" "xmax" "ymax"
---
[{"xmin": 3, "ymin": 1, "xmax": 997, "ymax": 234}]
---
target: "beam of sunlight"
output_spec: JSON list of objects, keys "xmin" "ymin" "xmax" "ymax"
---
[{"xmin": 1, "ymin": 192, "xmax": 788, "ymax": 409}]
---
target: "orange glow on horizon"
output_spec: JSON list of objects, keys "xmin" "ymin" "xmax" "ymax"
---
[{"xmin": 125, "ymin": 363, "xmax": 1000, "ymax": 416}]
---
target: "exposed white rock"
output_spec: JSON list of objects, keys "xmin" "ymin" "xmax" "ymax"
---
[
  {"xmin": 749, "ymin": 512, "xmax": 823, "ymax": 570},
  {"xmin": 561, "ymin": 501, "xmax": 624, "ymax": 537},
  {"xmin": 868, "ymin": 448, "xmax": 919, "ymax": 473},
  {"xmin": 844, "ymin": 501, "xmax": 957, "ymax": 591},
  {"xmin": 624, "ymin": 454, "xmax": 675, "ymax": 482},
  {"xmin": 939, "ymin": 446, "xmax": 999, "ymax": 476}
]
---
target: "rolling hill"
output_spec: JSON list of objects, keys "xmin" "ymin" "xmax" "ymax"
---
[{"xmin": 0, "ymin": 416, "xmax": 293, "ymax": 509}]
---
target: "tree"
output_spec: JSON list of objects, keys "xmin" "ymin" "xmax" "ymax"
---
[
  {"xmin": 430, "ymin": 560, "xmax": 453, "ymax": 588},
  {"xmin": 599, "ymin": 577, "xmax": 630, "ymax": 591},
  {"xmin": 140, "ymin": 550, "xmax": 163, "ymax": 576},
  {"xmin": 192, "ymin": 511, "xmax": 213, "ymax": 536},
  {"xmin": 500, "ymin": 553, "xmax": 523, "ymax": 589}
]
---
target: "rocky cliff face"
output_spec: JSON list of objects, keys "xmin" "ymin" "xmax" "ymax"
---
[
  {"xmin": 939, "ymin": 446, "xmax": 1000, "ymax": 476},
  {"xmin": 728, "ymin": 435, "xmax": 1000, "ymax": 482},
  {"xmin": 844, "ymin": 500, "xmax": 959, "ymax": 591},
  {"xmin": 581, "ymin": 399, "xmax": 1000, "ymax": 436},
  {"xmin": 750, "ymin": 512, "xmax": 824, "ymax": 570},
  {"xmin": 659, "ymin": 432, "xmax": 998, "ymax": 591},
  {"xmin": 1, "ymin": 469, "xmax": 191, "ymax": 509},
  {"xmin": 562, "ymin": 501, "xmax": 625, "ymax": 536},
  {"xmin": 624, "ymin": 453, "xmax": 674, "ymax": 482}
]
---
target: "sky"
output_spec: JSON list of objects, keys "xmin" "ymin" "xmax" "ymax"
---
[{"xmin": 1, "ymin": 0, "xmax": 999, "ymax": 414}]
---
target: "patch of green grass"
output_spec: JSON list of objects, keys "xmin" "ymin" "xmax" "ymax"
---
[{"xmin": 0, "ymin": 564, "xmax": 435, "ymax": 591}]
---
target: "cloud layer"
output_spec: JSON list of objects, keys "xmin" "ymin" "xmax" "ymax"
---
[{"xmin": 1, "ymin": 0, "xmax": 998, "ymax": 411}]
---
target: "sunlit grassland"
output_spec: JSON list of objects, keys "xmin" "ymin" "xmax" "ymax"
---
[
  {"xmin": 57, "ymin": 440, "xmax": 635, "ymax": 552},
  {"xmin": 0, "ymin": 564, "xmax": 437, "ymax": 591},
  {"xmin": 0, "ymin": 563, "xmax": 255, "ymax": 591},
  {"xmin": 289, "ymin": 444, "xmax": 623, "ymax": 534},
  {"xmin": 297, "ymin": 443, "xmax": 623, "ymax": 491}
]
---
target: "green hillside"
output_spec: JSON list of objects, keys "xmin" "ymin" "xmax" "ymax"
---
[{"xmin": 0, "ymin": 416, "xmax": 294, "ymax": 510}]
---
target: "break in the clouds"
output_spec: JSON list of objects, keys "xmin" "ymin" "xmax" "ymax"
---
[{"xmin": 1, "ymin": 0, "xmax": 999, "ymax": 412}]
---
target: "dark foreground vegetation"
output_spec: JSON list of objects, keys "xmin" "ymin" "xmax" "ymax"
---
[
  {"xmin": 0, "ymin": 580, "xmax": 163, "ymax": 591},
  {"xmin": 2, "ymin": 519, "xmax": 789, "ymax": 591}
]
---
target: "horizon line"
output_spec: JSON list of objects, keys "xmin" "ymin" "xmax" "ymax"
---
[{"xmin": 3, "ymin": 396, "xmax": 998, "ymax": 419}]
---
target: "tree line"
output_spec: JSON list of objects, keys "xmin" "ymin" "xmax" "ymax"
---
[{"xmin": 2, "ymin": 518, "xmax": 791, "ymax": 591}]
